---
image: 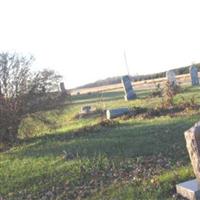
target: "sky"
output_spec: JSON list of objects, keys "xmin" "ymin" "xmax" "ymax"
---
[{"xmin": 0, "ymin": 0, "xmax": 200, "ymax": 88}]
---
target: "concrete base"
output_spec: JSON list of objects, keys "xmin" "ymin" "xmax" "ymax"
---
[
  {"xmin": 124, "ymin": 92, "xmax": 136, "ymax": 101},
  {"xmin": 176, "ymin": 179, "xmax": 200, "ymax": 200},
  {"xmin": 124, "ymin": 95, "xmax": 136, "ymax": 101}
]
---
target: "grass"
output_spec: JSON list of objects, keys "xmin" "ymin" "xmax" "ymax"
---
[{"xmin": 1, "ymin": 85, "xmax": 200, "ymax": 199}]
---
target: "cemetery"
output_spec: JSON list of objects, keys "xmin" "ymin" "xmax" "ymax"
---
[
  {"xmin": 1, "ymin": 0, "xmax": 200, "ymax": 199},
  {"xmin": 1, "ymin": 58, "xmax": 200, "ymax": 200}
]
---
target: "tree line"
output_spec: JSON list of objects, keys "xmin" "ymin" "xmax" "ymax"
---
[{"xmin": 78, "ymin": 64, "xmax": 200, "ymax": 89}]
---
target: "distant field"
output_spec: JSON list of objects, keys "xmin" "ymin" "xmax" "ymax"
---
[{"xmin": 71, "ymin": 73, "xmax": 196, "ymax": 95}]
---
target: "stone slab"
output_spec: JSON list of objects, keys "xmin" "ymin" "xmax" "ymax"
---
[
  {"xmin": 106, "ymin": 108, "xmax": 129, "ymax": 119},
  {"xmin": 176, "ymin": 179, "xmax": 200, "ymax": 200}
]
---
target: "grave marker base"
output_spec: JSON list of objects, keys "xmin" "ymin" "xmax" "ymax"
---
[{"xmin": 176, "ymin": 179, "xmax": 200, "ymax": 200}]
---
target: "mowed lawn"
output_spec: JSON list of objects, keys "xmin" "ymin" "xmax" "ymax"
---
[{"xmin": 1, "ymin": 86, "xmax": 200, "ymax": 200}]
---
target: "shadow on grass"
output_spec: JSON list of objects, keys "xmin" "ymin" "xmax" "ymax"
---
[
  {"xmin": 70, "ymin": 89, "xmax": 151, "ymax": 106},
  {"xmin": 10, "ymin": 114, "xmax": 199, "ymax": 163}
]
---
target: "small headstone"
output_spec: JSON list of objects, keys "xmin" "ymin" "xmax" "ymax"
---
[
  {"xmin": 166, "ymin": 70, "xmax": 176, "ymax": 86},
  {"xmin": 176, "ymin": 121, "xmax": 200, "ymax": 199},
  {"xmin": 121, "ymin": 75, "xmax": 136, "ymax": 101},
  {"xmin": 190, "ymin": 65, "xmax": 199, "ymax": 86},
  {"xmin": 106, "ymin": 108, "xmax": 129, "ymax": 119},
  {"xmin": 81, "ymin": 105, "xmax": 92, "ymax": 114}
]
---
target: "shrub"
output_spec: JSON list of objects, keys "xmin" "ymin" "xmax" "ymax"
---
[{"xmin": 0, "ymin": 52, "xmax": 62, "ymax": 143}]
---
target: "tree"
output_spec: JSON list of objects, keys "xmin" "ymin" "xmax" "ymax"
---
[{"xmin": 0, "ymin": 52, "xmax": 62, "ymax": 143}]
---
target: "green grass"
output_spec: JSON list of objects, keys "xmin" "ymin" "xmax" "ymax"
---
[{"xmin": 1, "ymin": 86, "xmax": 200, "ymax": 199}]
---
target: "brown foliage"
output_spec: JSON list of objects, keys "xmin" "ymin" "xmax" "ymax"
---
[
  {"xmin": 161, "ymin": 81, "xmax": 181, "ymax": 108},
  {"xmin": 150, "ymin": 83, "xmax": 163, "ymax": 98}
]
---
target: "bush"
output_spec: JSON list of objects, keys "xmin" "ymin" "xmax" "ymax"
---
[
  {"xmin": 0, "ymin": 52, "xmax": 62, "ymax": 143},
  {"xmin": 161, "ymin": 81, "xmax": 181, "ymax": 108}
]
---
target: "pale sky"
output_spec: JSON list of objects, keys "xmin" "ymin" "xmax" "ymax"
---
[{"xmin": 0, "ymin": 0, "xmax": 200, "ymax": 88}]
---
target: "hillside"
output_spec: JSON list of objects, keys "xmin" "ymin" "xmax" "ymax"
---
[{"xmin": 1, "ymin": 84, "xmax": 200, "ymax": 199}]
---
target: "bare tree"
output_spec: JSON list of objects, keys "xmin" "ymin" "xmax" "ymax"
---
[{"xmin": 0, "ymin": 52, "xmax": 62, "ymax": 143}]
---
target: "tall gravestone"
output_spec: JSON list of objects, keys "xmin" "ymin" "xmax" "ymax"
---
[
  {"xmin": 176, "ymin": 122, "xmax": 200, "ymax": 200},
  {"xmin": 190, "ymin": 66, "xmax": 199, "ymax": 86},
  {"xmin": 60, "ymin": 82, "xmax": 68, "ymax": 96},
  {"xmin": 166, "ymin": 70, "xmax": 176, "ymax": 86},
  {"xmin": 121, "ymin": 75, "xmax": 136, "ymax": 101}
]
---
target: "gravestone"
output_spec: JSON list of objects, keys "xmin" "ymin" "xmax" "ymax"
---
[
  {"xmin": 166, "ymin": 70, "xmax": 176, "ymax": 86},
  {"xmin": 190, "ymin": 66, "xmax": 199, "ymax": 86},
  {"xmin": 176, "ymin": 122, "xmax": 200, "ymax": 200},
  {"xmin": 106, "ymin": 108, "xmax": 129, "ymax": 120},
  {"xmin": 121, "ymin": 75, "xmax": 136, "ymax": 101},
  {"xmin": 60, "ymin": 82, "xmax": 68, "ymax": 96},
  {"xmin": 80, "ymin": 105, "xmax": 92, "ymax": 114}
]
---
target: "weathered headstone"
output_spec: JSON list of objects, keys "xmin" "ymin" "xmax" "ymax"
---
[
  {"xmin": 176, "ymin": 122, "xmax": 200, "ymax": 200},
  {"xmin": 60, "ymin": 82, "xmax": 67, "ymax": 96},
  {"xmin": 185, "ymin": 122, "xmax": 200, "ymax": 182},
  {"xmin": 166, "ymin": 70, "xmax": 176, "ymax": 86},
  {"xmin": 190, "ymin": 66, "xmax": 199, "ymax": 86},
  {"xmin": 106, "ymin": 108, "xmax": 129, "ymax": 119},
  {"xmin": 80, "ymin": 105, "xmax": 92, "ymax": 114},
  {"xmin": 121, "ymin": 75, "xmax": 136, "ymax": 101}
]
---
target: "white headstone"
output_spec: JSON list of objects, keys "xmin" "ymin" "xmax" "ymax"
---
[{"xmin": 166, "ymin": 70, "xmax": 176, "ymax": 86}]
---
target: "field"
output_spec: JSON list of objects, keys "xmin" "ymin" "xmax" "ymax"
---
[
  {"xmin": 1, "ymin": 83, "xmax": 200, "ymax": 199},
  {"xmin": 71, "ymin": 72, "xmax": 196, "ymax": 95}
]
